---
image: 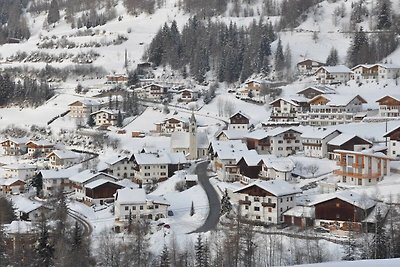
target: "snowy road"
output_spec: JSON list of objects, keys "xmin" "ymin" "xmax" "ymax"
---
[{"xmin": 192, "ymin": 161, "xmax": 221, "ymax": 233}]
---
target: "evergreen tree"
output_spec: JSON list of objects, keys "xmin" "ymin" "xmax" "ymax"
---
[
  {"xmin": 220, "ymin": 189, "xmax": 232, "ymax": 215},
  {"xmin": 75, "ymin": 83, "xmax": 83, "ymax": 94},
  {"xmin": 190, "ymin": 201, "xmax": 195, "ymax": 216},
  {"xmin": 69, "ymin": 221, "xmax": 93, "ymax": 267},
  {"xmin": 274, "ymin": 38, "xmax": 285, "ymax": 75},
  {"xmin": 31, "ymin": 173, "xmax": 43, "ymax": 197},
  {"xmin": 127, "ymin": 70, "xmax": 139, "ymax": 87},
  {"xmin": 342, "ymin": 223, "xmax": 358, "ymax": 261},
  {"xmin": 87, "ymin": 113, "xmax": 95, "ymax": 127},
  {"xmin": 377, "ymin": 0, "xmax": 392, "ymax": 30},
  {"xmin": 347, "ymin": 27, "xmax": 370, "ymax": 67},
  {"xmin": 326, "ymin": 47, "xmax": 339, "ymax": 66},
  {"xmin": 371, "ymin": 209, "xmax": 387, "ymax": 259},
  {"xmin": 116, "ymin": 110, "xmax": 123, "ymax": 128},
  {"xmin": 160, "ymin": 244, "xmax": 170, "ymax": 267},
  {"xmin": 194, "ymin": 234, "xmax": 209, "ymax": 267},
  {"xmin": 34, "ymin": 214, "xmax": 54, "ymax": 267},
  {"xmin": 0, "ymin": 223, "xmax": 8, "ymax": 267},
  {"xmin": 47, "ymin": 0, "xmax": 60, "ymax": 25}
]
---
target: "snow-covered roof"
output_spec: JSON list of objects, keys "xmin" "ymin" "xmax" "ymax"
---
[
  {"xmin": 170, "ymin": 131, "xmax": 209, "ymax": 149},
  {"xmin": 13, "ymin": 195, "xmax": 46, "ymax": 214},
  {"xmin": 327, "ymin": 133, "xmax": 371, "ymax": 146},
  {"xmin": 0, "ymin": 178, "xmax": 25, "ymax": 186},
  {"xmin": 211, "ymin": 140, "xmax": 249, "ymax": 160},
  {"xmin": 90, "ymin": 109, "xmax": 120, "ymax": 116},
  {"xmin": 104, "ymin": 154, "xmax": 129, "ymax": 166},
  {"xmin": 133, "ymin": 152, "xmax": 187, "ymax": 165},
  {"xmin": 363, "ymin": 202, "xmax": 389, "ymax": 223},
  {"xmin": 376, "ymin": 94, "xmax": 400, "ymax": 103},
  {"xmin": 68, "ymin": 99, "xmax": 100, "ymax": 106},
  {"xmin": 2, "ymin": 163, "xmax": 37, "ymax": 170},
  {"xmin": 1, "ymin": 137, "xmax": 29, "ymax": 145},
  {"xmin": 40, "ymin": 168, "xmax": 79, "ymax": 179},
  {"xmin": 267, "ymin": 127, "xmax": 302, "ymax": 137},
  {"xmin": 216, "ymin": 129, "xmax": 248, "ymax": 140},
  {"xmin": 236, "ymin": 150, "xmax": 262, "ymax": 166},
  {"xmin": 47, "ymin": 150, "xmax": 80, "ymax": 160},
  {"xmin": 230, "ymin": 111, "xmax": 250, "ymax": 120},
  {"xmin": 260, "ymin": 155, "xmax": 295, "ymax": 172},
  {"xmin": 69, "ymin": 170, "xmax": 118, "ymax": 184},
  {"xmin": 116, "ymin": 179, "xmax": 139, "ymax": 189},
  {"xmin": 384, "ymin": 125, "xmax": 400, "ymax": 137},
  {"xmin": 147, "ymin": 194, "xmax": 170, "ymax": 206},
  {"xmin": 297, "ymin": 85, "xmax": 336, "ymax": 95},
  {"xmin": 269, "ymin": 97, "xmax": 299, "ymax": 107},
  {"xmin": 245, "ymin": 129, "xmax": 268, "ymax": 140},
  {"xmin": 283, "ymin": 206, "xmax": 315, "ymax": 218},
  {"xmin": 316, "ymin": 65, "xmax": 352, "ymax": 74},
  {"xmin": 309, "ymin": 94, "xmax": 367, "ymax": 106},
  {"xmin": 308, "ymin": 190, "xmax": 375, "ymax": 210},
  {"xmin": 116, "ymin": 187, "xmax": 147, "ymax": 204},
  {"xmin": 301, "ymin": 128, "xmax": 341, "ymax": 139},
  {"xmin": 156, "ymin": 116, "xmax": 189, "ymax": 125},
  {"xmin": 4, "ymin": 221, "xmax": 33, "ymax": 234},
  {"xmin": 26, "ymin": 140, "xmax": 54, "ymax": 146},
  {"xmin": 84, "ymin": 178, "xmax": 122, "ymax": 190},
  {"xmin": 233, "ymin": 180, "xmax": 301, "ymax": 197},
  {"xmin": 352, "ymin": 63, "xmax": 400, "ymax": 70}
]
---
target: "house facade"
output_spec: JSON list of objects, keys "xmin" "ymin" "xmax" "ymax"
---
[
  {"xmin": 91, "ymin": 109, "xmax": 121, "ymax": 127},
  {"xmin": 376, "ymin": 95, "xmax": 400, "ymax": 118},
  {"xmin": 334, "ymin": 149, "xmax": 391, "ymax": 186},
  {"xmin": 269, "ymin": 98, "xmax": 301, "ymax": 122},
  {"xmin": 114, "ymin": 188, "xmax": 169, "ymax": 227},
  {"xmin": 1, "ymin": 137, "xmax": 28, "ymax": 156},
  {"xmin": 233, "ymin": 180, "xmax": 300, "ymax": 224},
  {"xmin": 327, "ymin": 134, "xmax": 372, "ymax": 160},
  {"xmin": 103, "ymin": 155, "xmax": 134, "ymax": 179},
  {"xmin": 352, "ymin": 64, "xmax": 400, "ymax": 82},
  {"xmin": 84, "ymin": 179, "xmax": 123, "ymax": 205},
  {"xmin": 143, "ymin": 84, "xmax": 168, "ymax": 101},
  {"xmin": 68, "ymin": 99, "xmax": 100, "ymax": 119},
  {"xmin": 297, "ymin": 95, "xmax": 367, "ymax": 126},
  {"xmin": 0, "ymin": 178, "xmax": 26, "ymax": 195},
  {"xmin": 228, "ymin": 111, "xmax": 250, "ymax": 130},
  {"xmin": 40, "ymin": 169, "xmax": 78, "ymax": 197},
  {"xmin": 296, "ymin": 85, "xmax": 336, "ymax": 99},
  {"xmin": 179, "ymin": 89, "xmax": 198, "ymax": 102},
  {"xmin": 315, "ymin": 65, "xmax": 353, "ymax": 84},
  {"xmin": 46, "ymin": 150, "xmax": 80, "ymax": 169},
  {"xmin": 384, "ymin": 126, "xmax": 400, "ymax": 158},
  {"xmin": 246, "ymin": 128, "xmax": 303, "ymax": 157},
  {"xmin": 155, "ymin": 117, "xmax": 189, "ymax": 134},
  {"xmin": 301, "ymin": 129, "xmax": 342, "ymax": 158},
  {"xmin": 2, "ymin": 164, "xmax": 37, "ymax": 180},
  {"xmin": 26, "ymin": 140, "xmax": 54, "ymax": 158},
  {"xmin": 297, "ymin": 59, "xmax": 325, "ymax": 75}
]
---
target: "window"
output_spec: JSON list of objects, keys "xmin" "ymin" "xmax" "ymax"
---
[
  {"xmin": 160, "ymin": 165, "xmax": 166, "ymax": 169},
  {"xmin": 254, "ymin": 197, "xmax": 260, "ymax": 202},
  {"xmin": 145, "ymin": 173, "xmax": 150, "ymax": 177},
  {"xmin": 268, "ymin": 208, "xmax": 272, "ymax": 212},
  {"xmin": 336, "ymin": 203, "xmax": 340, "ymax": 208},
  {"xmin": 290, "ymin": 197, "xmax": 293, "ymax": 201},
  {"xmin": 148, "ymin": 205, "xmax": 154, "ymax": 209},
  {"xmin": 268, "ymin": 217, "xmax": 272, "ymax": 221},
  {"xmin": 280, "ymin": 198, "xmax": 283, "ymax": 203},
  {"xmin": 245, "ymin": 205, "xmax": 249, "ymax": 210},
  {"xmin": 140, "ymin": 206, "xmax": 143, "ymax": 210},
  {"xmin": 125, "ymin": 206, "xmax": 129, "ymax": 211},
  {"xmin": 144, "ymin": 166, "xmax": 150, "ymax": 169},
  {"xmin": 155, "ymin": 205, "xmax": 159, "ymax": 209},
  {"xmin": 278, "ymin": 140, "xmax": 283, "ymax": 144},
  {"xmin": 280, "ymin": 208, "xmax": 283, "ymax": 212},
  {"xmin": 254, "ymin": 206, "xmax": 260, "ymax": 211},
  {"xmin": 132, "ymin": 206, "xmax": 136, "ymax": 210},
  {"xmin": 256, "ymin": 215, "xmax": 261, "ymax": 219}
]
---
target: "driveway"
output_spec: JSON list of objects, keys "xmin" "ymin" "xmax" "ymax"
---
[{"xmin": 192, "ymin": 161, "xmax": 221, "ymax": 233}]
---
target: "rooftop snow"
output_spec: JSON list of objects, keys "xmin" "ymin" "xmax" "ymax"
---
[{"xmin": 234, "ymin": 179, "xmax": 301, "ymax": 197}]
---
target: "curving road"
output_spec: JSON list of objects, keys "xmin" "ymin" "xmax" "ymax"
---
[{"xmin": 192, "ymin": 161, "xmax": 221, "ymax": 233}]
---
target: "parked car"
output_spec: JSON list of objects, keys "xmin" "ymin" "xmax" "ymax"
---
[{"xmin": 314, "ymin": 226, "xmax": 329, "ymax": 233}]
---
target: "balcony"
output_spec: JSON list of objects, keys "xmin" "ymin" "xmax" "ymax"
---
[
  {"xmin": 334, "ymin": 170, "xmax": 382, "ymax": 179},
  {"xmin": 337, "ymin": 160, "xmax": 347, "ymax": 166},
  {"xmin": 239, "ymin": 200, "xmax": 251, "ymax": 205},
  {"xmin": 262, "ymin": 202, "xmax": 276, "ymax": 208},
  {"xmin": 352, "ymin": 162, "xmax": 364, "ymax": 168}
]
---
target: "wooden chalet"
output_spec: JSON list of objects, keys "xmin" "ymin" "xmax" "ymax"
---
[
  {"xmin": 84, "ymin": 179, "xmax": 124, "ymax": 205},
  {"xmin": 228, "ymin": 111, "xmax": 250, "ymax": 130},
  {"xmin": 327, "ymin": 134, "xmax": 372, "ymax": 160},
  {"xmin": 376, "ymin": 95, "xmax": 400, "ymax": 118}
]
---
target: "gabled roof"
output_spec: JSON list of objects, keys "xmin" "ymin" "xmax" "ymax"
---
[
  {"xmin": 46, "ymin": 150, "xmax": 80, "ymax": 160},
  {"xmin": 315, "ymin": 65, "xmax": 352, "ymax": 74},
  {"xmin": 301, "ymin": 128, "xmax": 341, "ymax": 139},
  {"xmin": 259, "ymin": 155, "xmax": 295, "ymax": 172},
  {"xmin": 133, "ymin": 152, "xmax": 187, "ymax": 165},
  {"xmin": 297, "ymin": 85, "xmax": 336, "ymax": 95},
  {"xmin": 26, "ymin": 140, "xmax": 54, "ymax": 147},
  {"xmin": 13, "ymin": 195, "xmax": 46, "ymax": 214},
  {"xmin": 327, "ymin": 133, "xmax": 372, "ymax": 147},
  {"xmin": 309, "ymin": 94, "xmax": 367, "ymax": 106},
  {"xmin": 283, "ymin": 206, "xmax": 314, "ymax": 218},
  {"xmin": 384, "ymin": 125, "xmax": 400, "ymax": 138},
  {"xmin": 69, "ymin": 170, "xmax": 118, "ymax": 184},
  {"xmin": 236, "ymin": 150, "xmax": 262, "ymax": 166},
  {"xmin": 297, "ymin": 58, "xmax": 325, "ymax": 65},
  {"xmin": 90, "ymin": 109, "xmax": 120, "ymax": 116},
  {"xmin": 233, "ymin": 180, "xmax": 301, "ymax": 197},
  {"xmin": 308, "ymin": 190, "xmax": 375, "ymax": 210},
  {"xmin": 115, "ymin": 187, "xmax": 170, "ymax": 206},
  {"xmin": 333, "ymin": 149, "xmax": 392, "ymax": 160},
  {"xmin": 104, "ymin": 155, "xmax": 130, "ymax": 166},
  {"xmin": 376, "ymin": 95, "xmax": 400, "ymax": 103},
  {"xmin": 216, "ymin": 129, "xmax": 248, "ymax": 140},
  {"xmin": 85, "ymin": 178, "xmax": 122, "ymax": 190},
  {"xmin": 269, "ymin": 97, "xmax": 299, "ymax": 107},
  {"xmin": 230, "ymin": 111, "xmax": 250, "ymax": 120},
  {"xmin": 68, "ymin": 99, "xmax": 100, "ymax": 107},
  {"xmin": 352, "ymin": 63, "xmax": 400, "ymax": 70},
  {"xmin": 1, "ymin": 137, "xmax": 29, "ymax": 145},
  {"xmin": 40, "ymin": 168, "xmax": 79, "ymax": 179},
  {"xmin": 210, "ymin": 140, "xmax": 248, "ymax": 160},
  {"xmin": 246, "ymin": 127, "xmax": 302, "ymax": 140},
  {"xmin": 0, "ymin": 178, "xmax": 25, "ymax": 186}
]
